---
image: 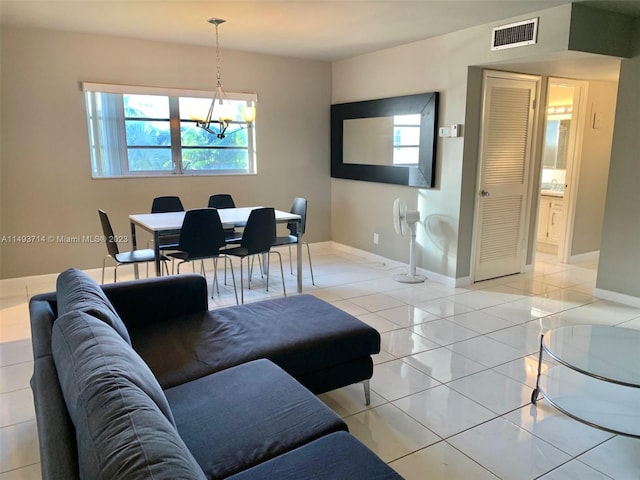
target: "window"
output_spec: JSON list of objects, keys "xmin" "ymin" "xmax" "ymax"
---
[
  {"xmin": 83, "ymin": 83, "xmax": 257, "ymax": 178},
  {"xmin": 392, "ymin": 114, "xmax": 421, "ymax": 165}
]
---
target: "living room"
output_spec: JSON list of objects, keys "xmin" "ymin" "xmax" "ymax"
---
[{"xmin": 1, "ymin": 1, "xmax": 639, "ymax": 478}]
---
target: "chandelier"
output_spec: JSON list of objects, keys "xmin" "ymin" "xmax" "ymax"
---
[{"xmin": 196, "ymin": 18, "xmax": 256, "ymax": 139}]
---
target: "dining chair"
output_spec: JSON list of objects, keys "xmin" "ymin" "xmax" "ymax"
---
[
  {"xmin": 151, "ymin": 196, "xmax": 184, "ymax": 213},
  {"xmin": 167, "ymin": 208, "xmax": 238, "ymax": 303},
  {"xmin": 224, "ymin": 207, "xmax": 286, "ymax": 304},
  {"xmin": 149, "ymin": 196, "xmax": 184, "ymax": 253},
  {"xmin": 98, "ymin": 209, "xmax": 168, "ymax": 284},
  {"xmin": 207, "ymin": 194, "xmax": 236, "ymax": 209},
  {"xmin": 273, "ymin": 197, "xmax": 315, "ymax": 285},
  {"xmin": 207, "ymin": 194, "xmax": 243, "ymax": 244}
]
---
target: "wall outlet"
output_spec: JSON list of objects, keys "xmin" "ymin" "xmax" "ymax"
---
[{"xmin": 373, "ymin": 233, "xmax": 379, "ymax": 245}]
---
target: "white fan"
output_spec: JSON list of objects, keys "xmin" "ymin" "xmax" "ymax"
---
[{"xmin": 392, "ymin": 198, "xmax": 426, "ymax": 284}]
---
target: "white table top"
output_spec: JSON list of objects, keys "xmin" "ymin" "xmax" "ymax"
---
[{"xmin": 130, "ymin": 207, "xmax": 300, "ymax": 232}]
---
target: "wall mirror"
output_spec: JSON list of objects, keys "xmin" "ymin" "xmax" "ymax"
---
[{"xmin": 331, "ymin": 92, "xmax": 439, "ymax": 187}]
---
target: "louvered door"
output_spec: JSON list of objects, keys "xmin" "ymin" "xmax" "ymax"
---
[{"xmin": 474, "ymin": 73, "xmax": 538, "ymax": 281}]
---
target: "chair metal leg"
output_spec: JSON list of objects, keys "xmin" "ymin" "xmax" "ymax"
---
[
  {"xmin": 272, "ymin": 250, "xmax": 286, "ymax": 297},
  {"xmin": 363, "ymin": 379, "xmax": 371, "ymax": 406},
  {"xmin": 224, "ymin": 256, "xmax": 239, "ymax": 305},
  {"xmin": 239, "ymin": 258, "xmax": 245, "ymax": 304},
  {"xmin": 212, "ymin": 258, "xmax": 220, "ymax": 299},
  {"xmin": 305, "ymin": 241, "xmax": 315, "ymax": 285}
]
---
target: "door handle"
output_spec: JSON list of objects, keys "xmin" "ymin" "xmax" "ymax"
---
[{"xmin": 481, "ymin": 190, "xmax": 491, "ymax": 197}]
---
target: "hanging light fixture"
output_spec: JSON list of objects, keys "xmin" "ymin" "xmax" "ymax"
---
[{"xmin": 196, "ymin": 18, "xmax": 255, "ymax": 138}]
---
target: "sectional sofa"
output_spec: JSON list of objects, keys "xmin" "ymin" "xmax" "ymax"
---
[{"xmin": 29, "ymin": 268, "xmax": 402, "ymax": 479}]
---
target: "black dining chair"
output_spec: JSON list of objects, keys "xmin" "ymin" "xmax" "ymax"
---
[
  {"xmin": 98, "ymin": 209, "xmax": 168, "ymax": 283},
  {"xmin": 167, "ymin": 208, "xmax": 238, "ymax": 303},
  {"xmin": 151, "ymin": 196, "xmax": 184, "ymax": 213},
  {"xmin": 273, "ymin": 197, "xmax": 315, "ymax": 285},
  {"xmin": 207, "ymin": 194, "xmax": 242, "ymax": 243},
  {"xmin": 207, "ymin": 194, "xmax": 236, "ymax": 209},
  {"xmin": 149, "ymin": 196, "xmax": 184, "ymax": 252},
  {"xmin": 148, "ymin": 196, "xmax": 185, "ymax": 273},
  {"xmin": 224, "ymin": 208, "xmax": 286, "ymax": 304}
]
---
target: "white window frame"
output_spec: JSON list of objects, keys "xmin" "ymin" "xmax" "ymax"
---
[{"xmin": 82, "ymin": 82, "xmax": 257, "ymax": 178}]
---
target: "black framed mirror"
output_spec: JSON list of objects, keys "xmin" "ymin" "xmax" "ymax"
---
[{"xmin": 331, "ymin": 92, "xmax": 439, "ymax": 187}]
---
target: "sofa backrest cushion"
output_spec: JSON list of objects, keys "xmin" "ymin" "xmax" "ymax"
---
[
  {"xmin": 56, "ymin": 268, "xmax": 131, "ymax": 345},
  {"xmin": 52, "ymin": 311, "xmax": 206, "ymax": 480}
]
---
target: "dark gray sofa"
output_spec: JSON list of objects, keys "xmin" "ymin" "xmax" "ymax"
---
[{"xmin": 29, "ymin": 268, "xmax": 402, "ymax": 479}]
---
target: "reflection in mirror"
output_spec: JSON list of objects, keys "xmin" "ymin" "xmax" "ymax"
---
[
  {"xmin": 331, "ymin": 92, "xmax": 439, "ymax": 187},
  {"xmin": 343, "ymin": 114, "xmax": 421, "ymax": 166},
  {"xmin": 541, "ymin": 83, "xmax": 574, "ymax": 195},
  {"xmin": 343, "ymin": 117, "xmax": 392, "ymax": 166}
]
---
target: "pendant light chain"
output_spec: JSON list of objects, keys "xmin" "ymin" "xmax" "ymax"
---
[{"xmin": 215, "ymin": 21, "xmax": 223, "ymax": 89}]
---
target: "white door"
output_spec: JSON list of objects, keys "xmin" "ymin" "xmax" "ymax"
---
[{"xmin": 473, "ymin": 71, "xmax": 539, "ymax": 281}]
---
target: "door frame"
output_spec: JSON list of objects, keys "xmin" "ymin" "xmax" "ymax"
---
[
  {"xmin": 540, "ymin": 78, "xmax": 589, "ymax": 263},
  {"xmin": 470, "ymin": 69, "xmax": 542, "ymax": 282}
]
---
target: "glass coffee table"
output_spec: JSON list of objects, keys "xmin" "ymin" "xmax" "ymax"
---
[{"xmin": 531, "ymin": 324, "xmax": 640, "ymax": 438}]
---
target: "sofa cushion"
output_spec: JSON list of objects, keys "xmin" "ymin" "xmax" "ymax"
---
[
  {"xmin": 164, "ymin": 358, "xmax": 347, "ymax": 479},
  {"xmin": 227, "ymin": 431, "xmax": 403, "ymax": 480},
  {"xmin": 130, "ymin": 294, "xmax": 380, "ymax": 390},
  {"xmin": 56, "ymin": 268, "xmax": 131, "ymax": 344},
  {"xmin": 52, "ymin": 311, "xmax": 205, "ymax": 480}
]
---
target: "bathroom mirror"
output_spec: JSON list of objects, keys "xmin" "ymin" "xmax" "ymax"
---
[{"xmin": 331, "ymin": 92, "xmax": 439, "ymax": 187}]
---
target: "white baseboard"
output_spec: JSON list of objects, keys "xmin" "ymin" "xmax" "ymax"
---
[
  {"xmin": 569, "ymin": 250, "xmax": 600, "ymax": 264},
  {"xmin": 454, "ymin": 276, "xmax": 472, "ymax": 287},
  {"xmin": 593, "ymin": 288, "xmax": 640, "ymax": 308},
  {"xmin": 328, "ymin": 241, "xmax": 458, "ymax": 287}
]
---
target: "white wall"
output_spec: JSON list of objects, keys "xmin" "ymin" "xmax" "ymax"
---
[{"xmin": 0, "ymin": 27, "xmax": 332, "ymax": 278}]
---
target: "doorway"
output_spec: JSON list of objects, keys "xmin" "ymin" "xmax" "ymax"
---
[{"xmin": 536, "ymin": 78, "xmax": 587, "ymax": 263}]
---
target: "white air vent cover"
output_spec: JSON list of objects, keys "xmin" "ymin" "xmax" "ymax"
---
[{"xmin": 491, "ymin": 18, "xmax": 538, "ymax": 51}]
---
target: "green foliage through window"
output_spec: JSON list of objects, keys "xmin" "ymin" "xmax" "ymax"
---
[{"xmin": 84, "ymin": 87, "xmax": 256, "ymax": 177}]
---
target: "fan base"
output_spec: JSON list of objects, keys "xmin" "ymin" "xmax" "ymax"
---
[{"xmin": 393, "ymin": 273, "xmax": 426, "ymax": 284}]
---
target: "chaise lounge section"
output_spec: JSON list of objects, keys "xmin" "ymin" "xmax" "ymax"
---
[{"xmin": 29, "ymin": 268, "xmax": 401, "ymax": 479}]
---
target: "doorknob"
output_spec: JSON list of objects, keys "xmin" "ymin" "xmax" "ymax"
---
[{"xmin": 481, "ymin": 190, "xmax": 490, "ymax": 197}]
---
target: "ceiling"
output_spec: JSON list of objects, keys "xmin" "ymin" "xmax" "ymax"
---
[{"xmin": 2, "ymin": 0, "xmax": 637, "ymax": 62}]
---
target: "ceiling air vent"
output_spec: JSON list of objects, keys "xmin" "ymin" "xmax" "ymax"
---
[{"xmin": 491, "ymin": 18, "xmax": 538, "ymax": 51}]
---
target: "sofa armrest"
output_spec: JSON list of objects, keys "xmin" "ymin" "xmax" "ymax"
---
[
  {"xmin": 102, "ymin": 275, "xmax": 208, "ymax": 330},
  {"xmin": 31, "ymin": 358, "xmax": 80, "ymax": 480}
]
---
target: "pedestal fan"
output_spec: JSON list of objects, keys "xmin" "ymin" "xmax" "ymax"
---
[{"xmin": 392, "ymin": 198, "xmax": 426, "ymax": 283}]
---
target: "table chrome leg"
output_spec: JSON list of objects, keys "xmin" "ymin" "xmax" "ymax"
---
[{"xmin": 532, "ymin": 332, "xmax": 545, "ymax": 404}]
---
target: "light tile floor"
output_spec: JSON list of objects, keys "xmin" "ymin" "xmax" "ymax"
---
[{"xmin": 1, "ymin": 245, "xmax": 639, "ymax": 479}]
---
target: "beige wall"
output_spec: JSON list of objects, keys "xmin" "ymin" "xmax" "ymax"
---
[
  {"xmin": 331, "ymin": 5, "xmax": 575, "ymax": 280},
  {"xmin": 0, "ymin": 27, "xmax": 332, "ymax": 278},
  {"xmin": 571, "ymin": 80, "xmax": 618, "ymax": 255},
  {"xmin": 597, "ymin": 51, "xmax": 640, "ymax": 298}
]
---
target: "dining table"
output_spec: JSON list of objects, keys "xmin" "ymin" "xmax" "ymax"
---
[{"xmin": 129, "ymin": 207, "xmax": 304, "ymax": 293}]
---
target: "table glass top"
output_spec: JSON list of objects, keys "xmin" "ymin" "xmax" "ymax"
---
[{"xmin": 543, "ymin": 325, "xmax": 640, "ymax": 387}]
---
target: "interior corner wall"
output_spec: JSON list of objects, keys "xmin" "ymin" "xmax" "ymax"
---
[
  {"xmin": 571, "ymin": 79, "xmax": 618, "ymax": 256},
  {"xmin": 596, "ymin": 53, "xmax": 640, "ymax": 298},
  {"xmin": 0, "ymin": 27, "xmax": 332, "ymax": 279}
]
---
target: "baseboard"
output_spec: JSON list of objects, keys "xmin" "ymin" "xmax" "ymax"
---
[
  {"xmin": 568, "ymin": 250, "xmax": 599, "ymax": 264},
  {"xmin": 454, "ymin": 276, "xmax": 472, "ymax": 287},
  {"xmin": 328, "ymin": 241, "xmax": 458, "ymax": 287},
  {"xmin": 593, "ymin": 288, "xmax": 640, "ymax": 308}
]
